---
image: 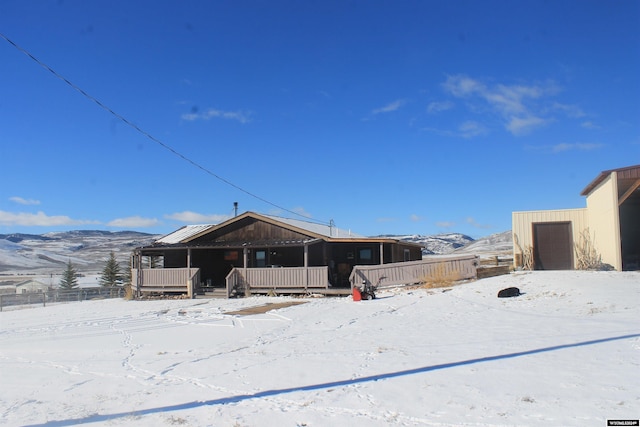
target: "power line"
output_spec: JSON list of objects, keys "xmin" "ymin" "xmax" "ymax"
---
[{"xmin": 0, "ymin": 32, "xmax": 330, "ymax": 226}]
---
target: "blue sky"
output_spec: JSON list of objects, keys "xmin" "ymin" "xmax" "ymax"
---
[{"xmin": 1, "ymin": 0, "xmax": 638, "ymax": 238}]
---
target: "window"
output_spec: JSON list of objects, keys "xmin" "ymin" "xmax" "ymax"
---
[
  {"xmin": 255, "ymin": 250, "xmax": 266, "ymax": 267},
  {"xmin": 359, "ymin": 248, "xmax": 373, "ymax": 262},
  {"xmin": 404, "ymin": 249, "xmax": 411, "ymax": 261}
]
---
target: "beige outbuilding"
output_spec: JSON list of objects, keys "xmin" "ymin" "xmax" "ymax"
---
[{"xmin": 512, "ymin": 164, "xmax": 640, "ymax": 271}]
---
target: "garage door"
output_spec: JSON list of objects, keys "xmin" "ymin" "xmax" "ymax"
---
[{"xmin": 533, "ymin": 222, "xmax": 573, "ymax": 270}]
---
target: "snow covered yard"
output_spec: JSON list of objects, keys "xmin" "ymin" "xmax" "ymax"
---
[{"xmin": 1, "ymin": 271, "xmax": 638, "ymax": 427}]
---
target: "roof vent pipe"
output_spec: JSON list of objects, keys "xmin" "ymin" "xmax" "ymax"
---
[
  {"xmin": 329, "ymin": 219, "xmax": 335, "ymax": 236},
  {"xmin": 234, "ymin": 202, "xmax": 238, "ymax": 217}
]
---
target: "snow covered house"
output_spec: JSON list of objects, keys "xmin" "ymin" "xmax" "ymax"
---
[
  {"xmin": 132, "ymin": 211, "xmax": 477, "ymax": 297},
  {"xmin": 512, "ymin": 164, "xmax": 640, "ymax": 271}
]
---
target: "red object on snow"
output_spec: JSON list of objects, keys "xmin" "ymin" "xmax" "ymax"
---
[{"xmin": 352, "ymin": 287, "xmax": 362, "ymax": 301}]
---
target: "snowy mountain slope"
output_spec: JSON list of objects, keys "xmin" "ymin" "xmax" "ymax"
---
[
  {"xmin": 378, "ymin": 233, "xmax": 475, "ymax": 255},
  {"xmin": 0, "ymin": 230, "xmax": 158, "ymax": 274},
  {"xmin": 0, "ymin": 229, "xmax": 513, "ymax": 274}
]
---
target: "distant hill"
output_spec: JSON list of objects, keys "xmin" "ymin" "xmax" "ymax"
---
[
  {"xmin": 377, "ymin": 233, "xmax": 475, "ymax": 255},
  {"xmin": 0, "ymin": 229, "xmax": 513, "ymax": 275},
  {"xmin": 0, "ymin": 230, "xmax": 159, "ymax": 274}
]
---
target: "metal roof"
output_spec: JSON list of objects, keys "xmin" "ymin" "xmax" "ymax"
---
[
  {"xmin": 155, "ymin": 224, "xmax": 216, "ymax": 244},
  {"xmin": 580, "ymin": 164, "xmax": 640, "ymax": 196},
  {"xmin": 262, "ymin": 214, "xmax": 364, "ymax": 239}
]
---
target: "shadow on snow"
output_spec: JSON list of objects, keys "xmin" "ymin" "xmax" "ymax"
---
[{"xmin": 25, "ymin": 333, "xmax": 640, "ymax": 427}]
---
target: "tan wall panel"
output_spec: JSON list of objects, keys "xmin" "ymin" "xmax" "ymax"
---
[
  {"xmin": 585, "ymin": 172, "xmax": 622, "ymax": 270},
  {"xmin": 512, "ymin": 208, "xmax": 588, "ymax": 268}
]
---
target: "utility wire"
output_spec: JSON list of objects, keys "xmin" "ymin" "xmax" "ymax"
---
[{"xmin": 0, "ymin": 32, "xmax": 331, "ymax": 226}]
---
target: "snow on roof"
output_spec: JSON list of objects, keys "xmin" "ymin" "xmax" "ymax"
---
[{"xmin": 155, "ymin": 224, "xmax": 216, "ymax": 244}]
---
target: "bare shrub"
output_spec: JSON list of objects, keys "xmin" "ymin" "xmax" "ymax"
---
[
  {"xmin": 421, "ymin": 262, "xmax": 461, "ymax": 289},
  {"xmin": 123, "ymin": 284, "xmax": 134, "ymax": 301},
  {"xmin": 575, "ymin": 228, "xmax": 604, "ymax": 270}
]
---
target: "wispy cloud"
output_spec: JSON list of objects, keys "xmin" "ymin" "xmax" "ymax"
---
[
  {"xmin": 165, "ymin": 211, "xmax": 231, "ymax": 224},
  {"xmin": 427, "ymin": 100, "xmax": 454, "ymax": 114},
  {"xmin": 9, "ymin": 196, "xmax": 41, "ymax": 206},
  {"xmin": 181, "ymin": 108, "xmax": 252, "ymax": 124},
  {"xmin": 107, "ymin": 216, "xmax": 161, "ymax": 228},
  {"xmin": 442, "ymin": 74, "xmax": 563, "ymax": 135},
  {"xmin": 551, "ymin": 142, "xmax": 604, "ymax": 153},
  {"xmin": 410, "ymin": 214, "xmax": 423, "ymax": 222},
  {"xmin": 372, "ymin": 99, "xmax": 407, "ymax": 114},
  {"xmin": 436, "ymin": 221, "xmax": 455, "ymax": 228},
  {"xmin": 459, "ymin": 121, "xmax": 488, "ymax": 138},
  {"xmin": 376, "ymin": 217, "xmax": 396, "ymax": 223},
  {"xmin": 466, "ymin": 217, "xmax": 492, "ymax": 229},
  {"xmin": 0, "ymin": 211, "xmax": 99, "ymax": 227},
  {"xmin": 292, "ymin": 207, "xmax": 313, "ymax": 218},
  {"xmin": 581, "ymin": 121, "xmax": 601, "ymax": 130}
]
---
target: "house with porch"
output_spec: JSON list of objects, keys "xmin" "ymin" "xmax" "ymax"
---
[{"xmin": 132, "ymin": 211, "xmax": 477, "ymax": 297}]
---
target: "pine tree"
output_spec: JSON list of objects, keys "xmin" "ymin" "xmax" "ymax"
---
[
  {"xmin": 99, "ymin": 251, "xmax": 122, "ymax": 287},
  {"xmin": 59, "ymin": 260, "xmax": 79, "ymax": 289}
]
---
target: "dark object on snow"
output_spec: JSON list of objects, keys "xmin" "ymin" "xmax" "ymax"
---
[{"xmin": 497, "ymin": 287, "xmax": 521, "ymax": 298}]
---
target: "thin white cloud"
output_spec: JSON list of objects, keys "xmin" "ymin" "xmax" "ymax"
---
[
  {"xmin": 107, "ymin": 216, "xmax": 161, "ymax": 228},
  {"xmin": 0, "ymin": 211, "xmax": 99, "ymax": 227},
  {"xmin": 442, "ymin": 74, "xmax": 564, "ymax": 136},
  {"xmin": 466, "ymin": 217, "xmax": 492, "ymax": 229},
  {"xmin": 292, "ymin": 207, "xmax": 313, "ymax": 218},
  {"xmin": 181, "ymin": 108, "xmax": 252, "ymax": 124},
  {"xmin": 376, "ymin": 217, "xmax": 396, "ymax": 223},
  {"xmin": 506, "ymin": 115, "xmax": 550, "ymax": 136},
  {"xmin": 459, "ymin": 121, "xmax": 488, "ymax": 138},
  {"xmin": 550, "ymin": 102, "xmax": 586, "ymax": 118},
  {"xmin": 551, "ymin": 142, "xmax": 604, "ymax": 153},
  {"xmin": 372, "ymin": 99, "xmax": 407, "ymax": 114},
  {"xmin": 436, "ymin": 221, "xmax": 455, "ymax": 228},
  {"xmin": 427, "ymin": 100, "xmax": 454, "ymax": 114},
  {"xmin": 9, "ymin": 196, "xmax": 41, "ymax": 206},
  {"xmin": 581, "ymin": 121, "xmax": 601, "ymax": 130},
  {"xmin": 410, "ymin": 214, "xmax": 423, "ymax": 222},
  {"xmin": 165, "ymin": 211, "xmax": 231, "ymax": 224}
]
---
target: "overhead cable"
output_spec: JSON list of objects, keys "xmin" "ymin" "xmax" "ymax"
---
[{"xmin": 0, "ymin": 32, "xmax": 330, "ymax": 226}]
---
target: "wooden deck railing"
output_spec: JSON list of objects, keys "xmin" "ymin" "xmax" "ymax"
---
[
  {"xmin": 349, "ymin": 255, "xmax": 478, "ymax": 289},
  {"xmin": 226, "ymin": 266, "xmax": 330, "ymax": 297},
  {"xmin": 132, "ymin": 268, "xmax": 200, "ymax": 297}
]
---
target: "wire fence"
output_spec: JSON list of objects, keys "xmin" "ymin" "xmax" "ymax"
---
[{"xmin": 0, "ymin": 287, "xmax": 125, "ymax": 311}]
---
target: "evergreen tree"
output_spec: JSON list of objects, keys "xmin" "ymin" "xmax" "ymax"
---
[
  {"xmin": 59, "ymin": 260, "xmax": 79, "ymax": 289},
  {"xmin": 99, "ymin": 251, "xmax": 122, "ymax": 287}
]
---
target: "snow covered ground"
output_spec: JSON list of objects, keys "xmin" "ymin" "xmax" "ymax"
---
[{"xmin": 1, "ymin": 271, "xmax": 638, "ymax": 426}]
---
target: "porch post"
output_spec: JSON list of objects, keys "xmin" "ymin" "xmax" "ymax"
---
[
  {"xmin": 304, "ymin": 242, "xmax": 309, "ymax": 290},
  {"xmin": 187, "ymin": 248, "xmax": 193, "ymax": 298},
  {"xmin": 380, "ymin": 242, "xmax": 384, "ymax": 264}
]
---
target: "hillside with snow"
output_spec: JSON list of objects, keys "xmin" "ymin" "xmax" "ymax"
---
[
  {"xmin": 0, "ymin": 231, "xmax": 158, "ymax": 274},
  {"xmin": 0, "ymin": 229, "xmax": 513, "ymax": 276}
]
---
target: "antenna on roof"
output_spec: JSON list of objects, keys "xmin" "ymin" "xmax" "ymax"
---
[{"xmin": 234, "ymin": 202, "xmax": 238, "ymax": 217}]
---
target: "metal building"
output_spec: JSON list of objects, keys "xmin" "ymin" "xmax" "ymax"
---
[{"xmin": 512, "ymin": 164, "xmax": 640, "ymax": 271}]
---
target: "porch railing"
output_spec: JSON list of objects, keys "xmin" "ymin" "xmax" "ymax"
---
[
  {"xmin": 349, "ymin": 255, "xmax": 478, "ymax": 289},
  {"xmin": 132, "ymin": 268, "xmax": 200, "ymax": 297},
  {"xmin": 226, "ymin": 266, "xmax": 329, "ymax": 297}
]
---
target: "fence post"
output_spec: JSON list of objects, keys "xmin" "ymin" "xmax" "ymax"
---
[{"xmin": 0, "ymin": 294, "xmax": 3, "ymax": 312}]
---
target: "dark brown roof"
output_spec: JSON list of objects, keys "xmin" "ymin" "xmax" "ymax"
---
[{"xmin": 580, "ymin": 164, "xmax": 640, "ymax": 196}]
